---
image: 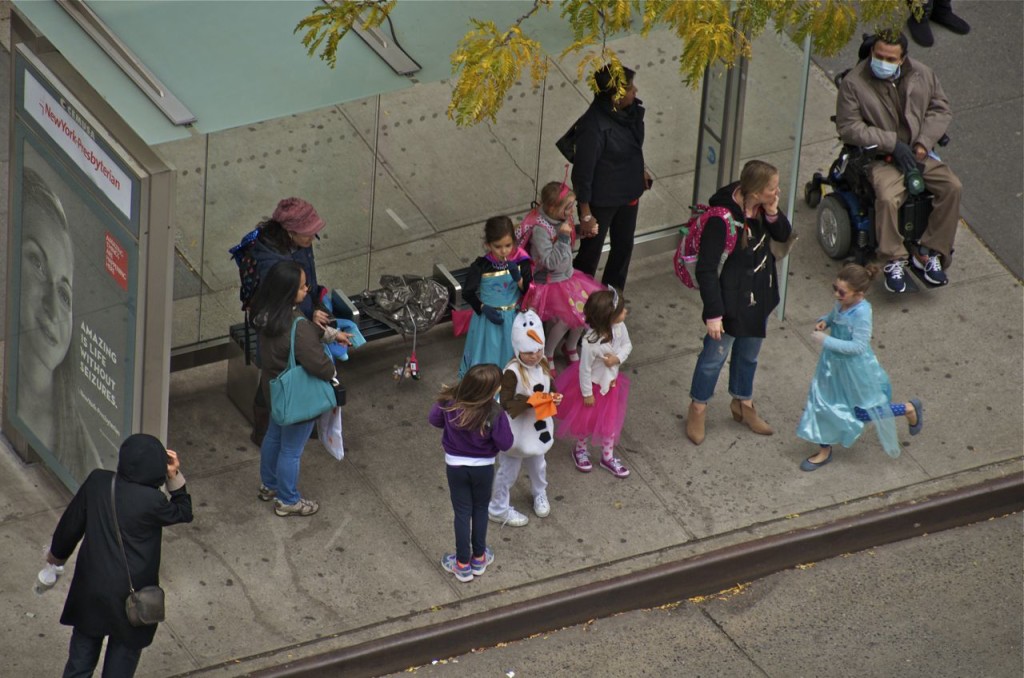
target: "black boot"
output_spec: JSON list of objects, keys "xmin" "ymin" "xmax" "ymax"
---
[
  {"xmin": 907, "ymin": 0, "xmax": 934, "ymax": 47},
  {"xmin": 931, "ymin": 0, "xmax": 970, "ymax": 34}
]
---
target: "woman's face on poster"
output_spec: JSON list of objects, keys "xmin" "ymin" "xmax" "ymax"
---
[{"xmin": 20, "ymin": 201, "xmax": 74, "ymax": 375}]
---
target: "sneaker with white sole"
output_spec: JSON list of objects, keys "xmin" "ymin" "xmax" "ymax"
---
[
  {"xmin": 470, "ymin": 547, "xmax": 495, "ymax": 575},
  {"xmin": 533, "ymin": 494, "xmax": 551, "ymax": 518},
  {"xmin": 441, "ymin": 553, "xmax": 473, "ymax": 582},
  {"xmin": 599, "ymin": 456, "xmax": 630, "ymax": 478},
  {"xmin": 274, "ymin": 497, "xmax": 319, "ymax": 517},
  {"xmin": 912, "ymin": 247, "xmax": 948, "ymax": 285},
  {"xmin": 488, "ymin": 507, "xmax": 529, "ymax": 527},
  {"xmin": 572, "ymin": 445, "xmax": 593, "ymax": 472},
  {"xmin": 257, "ymin": 485, "xmax": 276, "ymax": 502},
  {"xmin": 883, "ymin": 260, "xmax": 908, "ymax": 293}
]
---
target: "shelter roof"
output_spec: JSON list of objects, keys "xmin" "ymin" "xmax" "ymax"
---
[{"xmin": 13, "ymin": 0, "xmax": 575, "ymax": 145}]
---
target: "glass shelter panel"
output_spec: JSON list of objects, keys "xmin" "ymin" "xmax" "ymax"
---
[{"xmin": 160, "ymin": 28, "xmax": 712, "ymax": 353}]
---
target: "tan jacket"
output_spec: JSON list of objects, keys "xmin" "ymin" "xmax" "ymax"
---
[
  {"xmin": 835, "ymin": 57, "xmax": 952, "ymax": 154},
  {"xmin": 259, "ymin": 311, "xmax": 336, "ymax": 402}
]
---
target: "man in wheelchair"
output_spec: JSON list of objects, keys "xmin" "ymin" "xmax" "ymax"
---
[{"xmin": 835, "ymin": 29, "xmax": 961, "ymax": 293}]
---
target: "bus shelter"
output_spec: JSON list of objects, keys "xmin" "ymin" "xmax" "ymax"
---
[{"xmin": 3, "ymin": 0, "xmax": 814, "ymax": 490}]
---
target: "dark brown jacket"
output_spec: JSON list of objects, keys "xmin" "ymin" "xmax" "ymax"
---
[{"xmin": 258, "ymin": 311, "xmax": 335, "ymax": 403}]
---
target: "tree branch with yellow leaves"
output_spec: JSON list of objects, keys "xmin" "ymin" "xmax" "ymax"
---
[{"xmin": 296, "ymin": 0, "xmax": 917, "ymax": 127}]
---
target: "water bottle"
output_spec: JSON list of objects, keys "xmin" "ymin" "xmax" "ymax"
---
[{"xmin": 904, "ymin": 166, "xmax": 926, "ymax": 196}]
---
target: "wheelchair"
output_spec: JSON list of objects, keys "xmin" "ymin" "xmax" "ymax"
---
[{"xmin": 803, "ymin": 60, "xmax": 949, "ymax": 265}]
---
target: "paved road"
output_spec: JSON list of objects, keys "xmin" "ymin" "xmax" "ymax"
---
[
  {"xmin": 810, "ymin": 0, "xmax": 1024, "ymax": 279},
  {"xmin": 386, "ymin": 513, "xmax": 1023, "ymax": 678}
]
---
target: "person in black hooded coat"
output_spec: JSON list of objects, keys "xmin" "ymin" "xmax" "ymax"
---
[{"xmin": 47, "ymin": 434, "xmax": 193, "ymax": 677}]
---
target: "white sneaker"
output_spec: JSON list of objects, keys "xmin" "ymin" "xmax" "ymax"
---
[
  {"xmin": 488, "ymin": 507, "xmax": 529, "ymax": 527},
  {"xmin": 533, "ymin": 494, "xmax": 550, "ymax": 518}
]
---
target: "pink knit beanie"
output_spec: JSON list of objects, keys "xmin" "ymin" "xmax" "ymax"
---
[{"xmin": 272, "ymin": 198, "xmax": 325, "ymax": 236}]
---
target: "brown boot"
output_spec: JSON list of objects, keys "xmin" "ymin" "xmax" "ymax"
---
[
  {"xmin": 686, "ymin": 402, "xmax": 706, "ymax": 445},
  {"xmin": 730, "ymin": 398, "xmax": 743, "ymax": 423},
  {"xmin": 738, "ymin": 401, "xmax": 774, "ymax": 436}
]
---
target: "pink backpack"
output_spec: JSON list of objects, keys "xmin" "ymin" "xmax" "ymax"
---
[
  {"xmin": 673, "ymin": 205, "xmax": 742, "ymax": 289},
  {"xmin": 516, "ymin": 207, "xmax": 575, "ymax": 260}
]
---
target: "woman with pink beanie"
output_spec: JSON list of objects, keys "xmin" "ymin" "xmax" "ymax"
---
[{"xmin": 251, "ymin": 197, "xmax": 332, "ymax": 325}]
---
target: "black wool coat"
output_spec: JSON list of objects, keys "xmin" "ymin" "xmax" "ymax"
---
[
  {"xmin": 695, "ymin": 182, "xmax": 793, "ymax": 338},
  {"xmin": 570, "ymin": 97, "xmax": 646, "ymax": 207},
  {"xmin": 50, "ymin": 436, "xmax": 193, "ymax": 648}
]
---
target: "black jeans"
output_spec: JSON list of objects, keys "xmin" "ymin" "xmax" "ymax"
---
[
  {"xmin": 573, "ymin": 202, "xmax": 640, "ymax": 291},
  {"xmin": 446, "ymin": 464, "xmax": 495, "ymax": 564},
  {"xmin": 63, "ymin": 628, "xmax": 143, "ymax": 678}
]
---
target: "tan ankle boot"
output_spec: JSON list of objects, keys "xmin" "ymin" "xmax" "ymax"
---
[
  {"xmin": 730, "ymin": 398, "xmax": 743, "ymax": 422},
  {"xmin": 686, "ymin": 402, "xmax": 706, "ymax": 445},
  {"xmin": 738, "ymin": 402, "xmax": 774, "ymax": 435}
]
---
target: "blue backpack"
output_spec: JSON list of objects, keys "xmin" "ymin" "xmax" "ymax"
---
[{"xmin": 228, "ymin": 228, "xmax": 262, "ymax": 311}]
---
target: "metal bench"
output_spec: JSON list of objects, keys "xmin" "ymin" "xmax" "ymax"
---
[{"xmin": 225, "ymin": 264, "xmax": 470, "ymax": 422}]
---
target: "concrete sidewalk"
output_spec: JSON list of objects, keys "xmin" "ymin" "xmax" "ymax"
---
[
  {"xmin": 3, "ymin": 220, "xmax": 1020, "ymax": 676},
  {"xmin": 2, "ymin": 8, "xmax": 1022, "ymax": 678}
]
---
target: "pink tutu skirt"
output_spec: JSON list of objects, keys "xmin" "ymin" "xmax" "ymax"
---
[
  {"xmin": 522, "ymin": 271, "xmax": 606, "ymax": 328},
  {"xmin": 553, "ymin": 362, "xmax": 630, "ymax": 444}
]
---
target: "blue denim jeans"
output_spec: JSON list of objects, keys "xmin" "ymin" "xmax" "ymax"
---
[
  {"xmin": 689, "ymin": 333, "xmax": 764, "ymax": 403},
  {"xmin": 63, "ymin": 628, "xmax": 143, "ymax": 678},
  {"xmin": 446, "ymin": 464, "xmax": 494, "ymax": 564},
  {"xmin": 260, "ymin": 418, "xmax": 316, "ymax": 505}
]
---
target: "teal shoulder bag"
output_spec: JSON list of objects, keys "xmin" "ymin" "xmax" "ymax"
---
[{"xmin": 269, "ymin": 318, "xmax": 336, "ymax": 426}]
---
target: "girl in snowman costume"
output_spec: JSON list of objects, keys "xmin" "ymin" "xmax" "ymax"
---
[{"xmin": 488, "ymin": 311, "xmax": 563, "ymax": 527}]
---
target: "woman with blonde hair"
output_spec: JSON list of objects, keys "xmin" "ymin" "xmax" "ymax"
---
[{"xmin": 685, "ymin": 160, "xmax": 793, "ymax": 445}]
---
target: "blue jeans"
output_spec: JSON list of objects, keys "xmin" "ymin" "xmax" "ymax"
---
[
  {"xmin": 63, "ymin": 628, "xmax": 142, "ymax": 678},
  {"xmin": 689, "ymin": 333, "xmax": 764, "ymax": 403},
  {"xmin": 446, "ymin": 464, "xmax": 494, "ymax": 564},
  {"xmin": 260, "ymin": 418, "xmax": 316, "ymax": 505}
]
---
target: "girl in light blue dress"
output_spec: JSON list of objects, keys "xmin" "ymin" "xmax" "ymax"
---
[
  {"xmin": 796, "ymin": 264, "xmax": 923, "ymax": 471},
  {"xmin": 459, "ymin": 216, "xmax": 532, "ymax": 377}
]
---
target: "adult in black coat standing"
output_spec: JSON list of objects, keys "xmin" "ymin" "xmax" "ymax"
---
[
  {"xmin": 571, "ymin": 65, "xmax": 652, "ymax": 292},
  {"xmin": 685, "ymin": 160, "xmax": 792, "ymax": 445},
  {"xmin": 47, "ymin": 434, "xmax": 193, "ymax": 677}
]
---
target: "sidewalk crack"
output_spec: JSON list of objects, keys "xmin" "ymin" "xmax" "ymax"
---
[{"xmin": 698, "ymin": 606, "xmax": 772, "ymax": 677}]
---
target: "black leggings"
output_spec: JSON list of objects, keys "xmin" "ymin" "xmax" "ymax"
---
[{"xmin": 446, "ymin": 464, "xmax": 494, "ymax": 564}]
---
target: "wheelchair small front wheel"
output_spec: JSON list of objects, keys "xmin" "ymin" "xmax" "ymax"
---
[
  {"xmin": 804, "ymin": 180, "xmax": 822, "ymax": 208},
  {"xmin": 816, "ymin": 195, "xmax": 853, "ymax": 260}
]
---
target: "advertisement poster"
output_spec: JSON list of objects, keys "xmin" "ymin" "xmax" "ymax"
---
[{"xmin": 9, "ymin": 58, "xmax": 140, "ymax": 490}]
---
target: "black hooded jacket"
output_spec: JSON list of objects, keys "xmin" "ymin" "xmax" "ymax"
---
[
  {"xmin": 50, "ymin": 434, "xmax": 193, "ymax": 648},
  {"xmin": 695, "ymin": 182, "xmax": 793, "ymax": 338}
]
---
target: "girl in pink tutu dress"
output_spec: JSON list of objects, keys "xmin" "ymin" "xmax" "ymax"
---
[
  {"xmin": 553, "ymin": 289, "xmax": 631, "ymax": 478},
  {"xmin": 518, "ymin": 181, "xmax": 606, "ymax": 370}
]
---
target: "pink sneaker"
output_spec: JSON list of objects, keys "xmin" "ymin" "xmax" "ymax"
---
[
  {"xmin": 572, "ymin": 446, "xmax": 593, "ymax": 472},
  {"xmin": 562, "ymin": 345, "xmax": 580, "ymax": 363},
  {"xmin": 599, "ymin": 456, "xmax": 630, "ymax": 478}
]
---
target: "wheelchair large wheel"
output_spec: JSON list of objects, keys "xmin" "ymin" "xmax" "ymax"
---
[{"xmin": 816, "ymin": 194, "xmax": 852, "ymax": 260}]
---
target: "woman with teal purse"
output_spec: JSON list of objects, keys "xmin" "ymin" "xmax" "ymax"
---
[{"xmin": 250, "ymin": 262, "xmax": 337, "ymax": 517}]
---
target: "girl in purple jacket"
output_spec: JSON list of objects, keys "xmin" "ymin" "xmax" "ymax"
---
[{"xmin": 429, "ymin": 364, "xmax": 513, "ymax": 582}]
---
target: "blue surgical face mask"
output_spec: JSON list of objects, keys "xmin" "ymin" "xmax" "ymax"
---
[{"xmin": 870, "ymin": 57, "xmax": 901, "ymax": 80}]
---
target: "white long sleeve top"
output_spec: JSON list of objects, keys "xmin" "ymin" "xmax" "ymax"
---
[{"xmin": 578, "ymin": 322, "xmax": 632, "ymax": 397}]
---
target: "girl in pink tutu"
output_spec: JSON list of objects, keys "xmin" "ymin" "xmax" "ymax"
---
[
  {"xmin": 518, "ymin": 180, "xmax": 606, "ymax": 370},
  {"xmin": 554, "ymin": 289, "xmax": 632, "ymax": 478}
]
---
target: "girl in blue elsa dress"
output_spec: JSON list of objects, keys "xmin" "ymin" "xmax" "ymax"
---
[
  {"xmin": 459, "ymin": 216, "xmax": 532, "ymax": 377},
  {"xmin": 796, "ymin": 263, "xmax": 924, "ymax": 471}
]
